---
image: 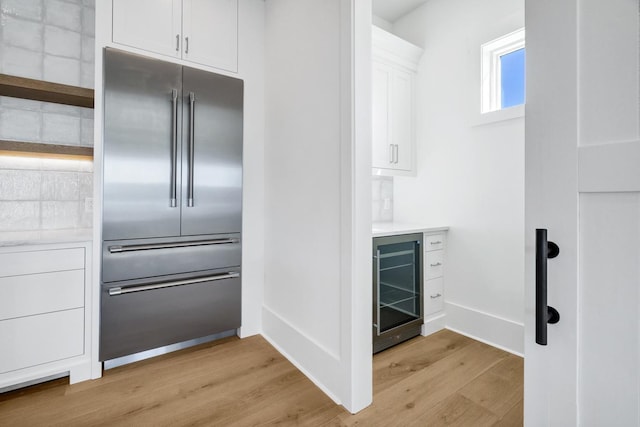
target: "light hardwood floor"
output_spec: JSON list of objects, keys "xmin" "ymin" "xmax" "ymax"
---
[{"xmin": 0, "ymin": 330, "xmax": 523, "ymax": 426}]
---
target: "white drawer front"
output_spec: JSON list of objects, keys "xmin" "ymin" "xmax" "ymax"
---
[
  {"xmin": 0, "ymin": 308, "xmax": 84, "ymax": 374},
  {"xmin": 0, "ymin": 270, "xmax": 84, "ymax": 321},
  {"xmin": 425, "ymin": 250, "xmax": 444, "ymax": 280},
  {"xmin": 425, "ymin": 277, "xmax": 444, "ymax": 315},
  {"xmin": 424, "ymin": 233, "xmax": 444, "ymax": 252},
  {"xmin": 0, "ymin": 248, "xmax": 84, "ymax": 278}
]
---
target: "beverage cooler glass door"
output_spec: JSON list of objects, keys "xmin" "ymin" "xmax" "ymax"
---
[{"xmin": 374, "ymin": 233, "xmax": 423, "ymax": 337}]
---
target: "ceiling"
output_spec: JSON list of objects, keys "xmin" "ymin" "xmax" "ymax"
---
[{"xmin": 372, "ymin": 0, "xmax": 428, "ymax": 23}]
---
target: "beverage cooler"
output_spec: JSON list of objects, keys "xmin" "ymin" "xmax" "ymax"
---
[{"xmin": 373, "ymin": 233, "xmax": 423, "ymax": 353}]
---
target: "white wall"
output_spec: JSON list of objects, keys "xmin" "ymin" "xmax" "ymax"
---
[
  {"xmin": 262, "ymin": 0, "xmax": 372, "ymax": 412},
  {"xmin": 391, "ymin": 0, "xmax": 525, "ymax": 354}
]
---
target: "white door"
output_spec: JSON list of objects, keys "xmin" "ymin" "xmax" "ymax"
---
[{"xmin": 525, "ymin": 0, "xmax": 640, "ymax": 425}]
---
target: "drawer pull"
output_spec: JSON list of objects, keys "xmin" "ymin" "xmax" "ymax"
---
[
  {"xmin": 109, "ymin": 238, "xmax": 239, "ymax": 253},
  {"xmin": 430, "ymin": 241, "xmax": 442, "ymax": 245},
  {"xmin": 108, "ymin": 272, "xmax": 239, "ymax": 296},
  {"xmin": 430, "ymin": 262, "xmax": 442, "ymax": 267},
  {"xmin": 430, "ymin": 293, "xmax": 442, "ymax": 299}
]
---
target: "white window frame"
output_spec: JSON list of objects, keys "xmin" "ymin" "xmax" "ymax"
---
[{"xmin": 481, "ymin": 28, "xmax": 526, "ymax": 114}]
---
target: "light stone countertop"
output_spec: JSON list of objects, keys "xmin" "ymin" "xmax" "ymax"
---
[
  {"xmin": 372, "ymin": 222, "xmax": 448, "ymax": 238},
  {"xmin": 0, "ymin": 228, "xmax": 93, "ymax": 247}
]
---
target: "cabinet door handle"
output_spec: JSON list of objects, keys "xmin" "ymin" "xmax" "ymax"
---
[
  {"xmin": 430, "ymin": 262, "xmax": 442, "ymax": 267},
  {"xmin": 394, "ymin": 144, "xmax": 399, "ymax": 164},
  {"xmin": 430, "ymin": 293, "xmax": 442, "ymax": 299},
  {"xmin": 176, "ymin": 34, "xmax": 180, "ymax": 52},
  {"xmin": 430, "ymin": 241, "xmax": 442, "ymax": 245},
  {"xmin": 185, "ymin": 36, "xmax": 189, "ymax": 54},
  {"xmin": 389, "ymin": 144, "xmax": 394, "ymax": 164}
]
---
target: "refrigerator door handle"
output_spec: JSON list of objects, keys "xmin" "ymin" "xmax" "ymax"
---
[
  {"xmin": 170, "ymin": 89, "xmax": 179, "ymax": 208},
  {"xmin": 108, "ymin": 272, "xmax": 240, "ymax": 296},
  {"xmin": 187, "ymin": 91, "xmax": 196, "ymax": 207},
  {"xmin": 108, "ymin": 237, "xmax": 239, "ymax": 253}
]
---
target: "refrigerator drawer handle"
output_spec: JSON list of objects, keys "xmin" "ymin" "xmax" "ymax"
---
[
  {"xmin": 108, "ymin": 272, "xmax": 240, "ymax": 296},
  {"xmin": 187, "ymin": 92, "xmax": 196, "ymax": 207},
  {"xmin": 108, "ymin": 238, "xmax": 239, "ymax": 253},
  {"xmin": 170, "ymin": 88, "xmax": 179, "ymax": 208}
]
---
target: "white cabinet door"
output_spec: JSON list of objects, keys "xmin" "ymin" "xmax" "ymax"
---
[
  {"xmin": 391, "ymin": 69, "xmax": 413, "ymax": 172},
  {"xmin": 183, "ymin": 0, "xmax": 238, "ymax": 72},
  {"xmin": 372, "ymin": 61, "xmax": 393, "ymax": 169},
  {"xmin": 372, "ymin": 61, "xmax": 415, "ymax": 174},
  {"xmin": 112, "ymin": 0, "xmax": 182, "ymax": 59}
]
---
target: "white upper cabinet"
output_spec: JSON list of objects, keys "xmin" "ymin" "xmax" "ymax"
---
[
  {"xmin": 372, "ymin": 26, "xmax": 422, "ymax": 176},
  {"xmin": 182, "ymin": 0, "xmax": 238, "ymax": 72},
  {"xmin": 112, "ymin": 0, "xmax": 238, "ymax": 73}
]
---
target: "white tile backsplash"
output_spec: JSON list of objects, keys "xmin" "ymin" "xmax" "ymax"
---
[
  {"xmin": 81, "ymin": 7, "xmax": 94, "ymax": 36},
  {"xmin": 41, "ymin": 200, "xmax": 80, "ymax": 229},
  {"xmin": 2, "ymin": 15, "xmax": 43, "ymax": 51},
  {"xmin": 0, "ymin": 108, "xmax": 41, "ymax": 141},
  {"xmin": 0, "ymin": 170, "xmax": 41, "ymax": 200},
  {"xmin": 372, "ymin": 176, "xmax": 394, "ymax": 222},
  {"xmin": 43, "ymin": 54, "xmax": 81, "ymax": 86},
  {"xmin": 0, "ymin": 0, "xmax": 43, "ymax": 21},
  {"xmin": 0, "ymin": 201, "xmax": 40, "ymax": 231},
  {"xmin": 42, "ymin": 112, "xmax": 81, "ymax": 144},
  {"xmin": 0, "ymin": 0, "xmax": 95, "ymax": 233},
  {"xmin": 41, "ymin": 171, "xmax": 79, "ymax": 200},
  {"xmin": 45, "ymin": 0, "xmax": 82, "ymax": 32},
  {"xmin": 1, "ymin": 45, "xmax": 43, "ymax": 79},
  {"xmin": 80, "ymin": 60, "xmax": 94, "ymax": 88},
  {"xmin": 44, "ymin": 25, "xmax": 81, "ymax": 58},
  {"xmin": 81, "ymin": 35, "xmax": 94, "ymax": 62},
  {"xmin": 0, "ymin": 158, "xmax": 92, "ymax": 231},
  {"xmin": 80, "ymin": 117, "xmax": 93, "ymax": 145}
]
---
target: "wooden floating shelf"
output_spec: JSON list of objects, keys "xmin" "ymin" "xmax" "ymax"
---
[
  {"xmin": 0, "ymin": 140, "xmax": 93, "ymax": 160},
  {"xmin": 0, "ymin": 74, "xmax": 94, "ymax": 109}
]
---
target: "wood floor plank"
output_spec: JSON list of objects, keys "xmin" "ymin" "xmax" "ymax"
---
[
  {"xmin": 410, "ymin": 393, "xmax": 499, "ymax": 427},
  {"xmin": 458, "ymin": 355, "xmax": 524, "ymax": 419},
  {"xmin": 493, "ymin": 398, "xmax": 524, "ymax": 426},
  {"xmin": 0, "ymin": 331, "xmax": 522, "ymax": 426},
  {"xmin": 373, "ymin": 329, "xmax": 475, "ymax": 393},
  {"xmin": 337, "ymin": 341, "xmax": 508, "ymax": 426}
]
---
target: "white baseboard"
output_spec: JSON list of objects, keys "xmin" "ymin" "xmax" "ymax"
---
[
  {"xmin": 445, "ymin": 302, "xmax": 524, "ymax": 356},
  {"xmin": 422, "ymin": 313, "xmax": 446, "ymax": 336},
  {"xmin": 261, "ymin": 305, "xmax": 343, "ymax": 406}
]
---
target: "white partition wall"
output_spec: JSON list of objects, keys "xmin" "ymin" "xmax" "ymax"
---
[{"xmin": 262, "ymin": 0, "xmax": 372, "ymax": 413}]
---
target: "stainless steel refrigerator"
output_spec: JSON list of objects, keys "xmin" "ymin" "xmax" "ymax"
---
[{"xmin": 99, "ymin": 49, "xmax": 243, "ymax": 361}]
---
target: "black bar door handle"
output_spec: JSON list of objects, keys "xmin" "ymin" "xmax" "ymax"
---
[{"xmin": 535, "ymin": 229, "xmax": 560, "ymax": 345}]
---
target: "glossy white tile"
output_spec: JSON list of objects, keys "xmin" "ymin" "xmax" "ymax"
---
[{"xmin": 45, "ymin": 0, "xmax": 82, "ymax": 32}]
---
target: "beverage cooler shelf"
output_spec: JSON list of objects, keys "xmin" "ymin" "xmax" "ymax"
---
[
  {"xmin": 378, "ymin": 249, "xmax": 415, "ymax": 259},
  {"xmin": 379, "ymin": 262, "xmax": 414, "ymax": 272},
  {"xmin": 379, "ymin": 282, "xmax": 419, "ymax": 308}
]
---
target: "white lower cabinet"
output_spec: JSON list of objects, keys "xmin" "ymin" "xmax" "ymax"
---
[
  {"xmin": 423, "ymin": 232, "xmax": 446, "ymax": 335},
  {"xmin": 0, "ymin": 242, "xmax": 97, "ymax": 390}
]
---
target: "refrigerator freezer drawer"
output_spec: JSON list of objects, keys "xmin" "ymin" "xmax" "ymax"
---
[
  {"xmin": 102, "ymin": 234, "xmax": 241, "ymax": 283},
  {"xmin": 100, "ymin": 270, "xmax": 240, "ymax": 361}
]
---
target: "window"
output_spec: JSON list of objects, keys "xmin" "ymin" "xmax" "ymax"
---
[{"xmin": 481, "ymin": 28, "xmax": 525, "ymax": 113}]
